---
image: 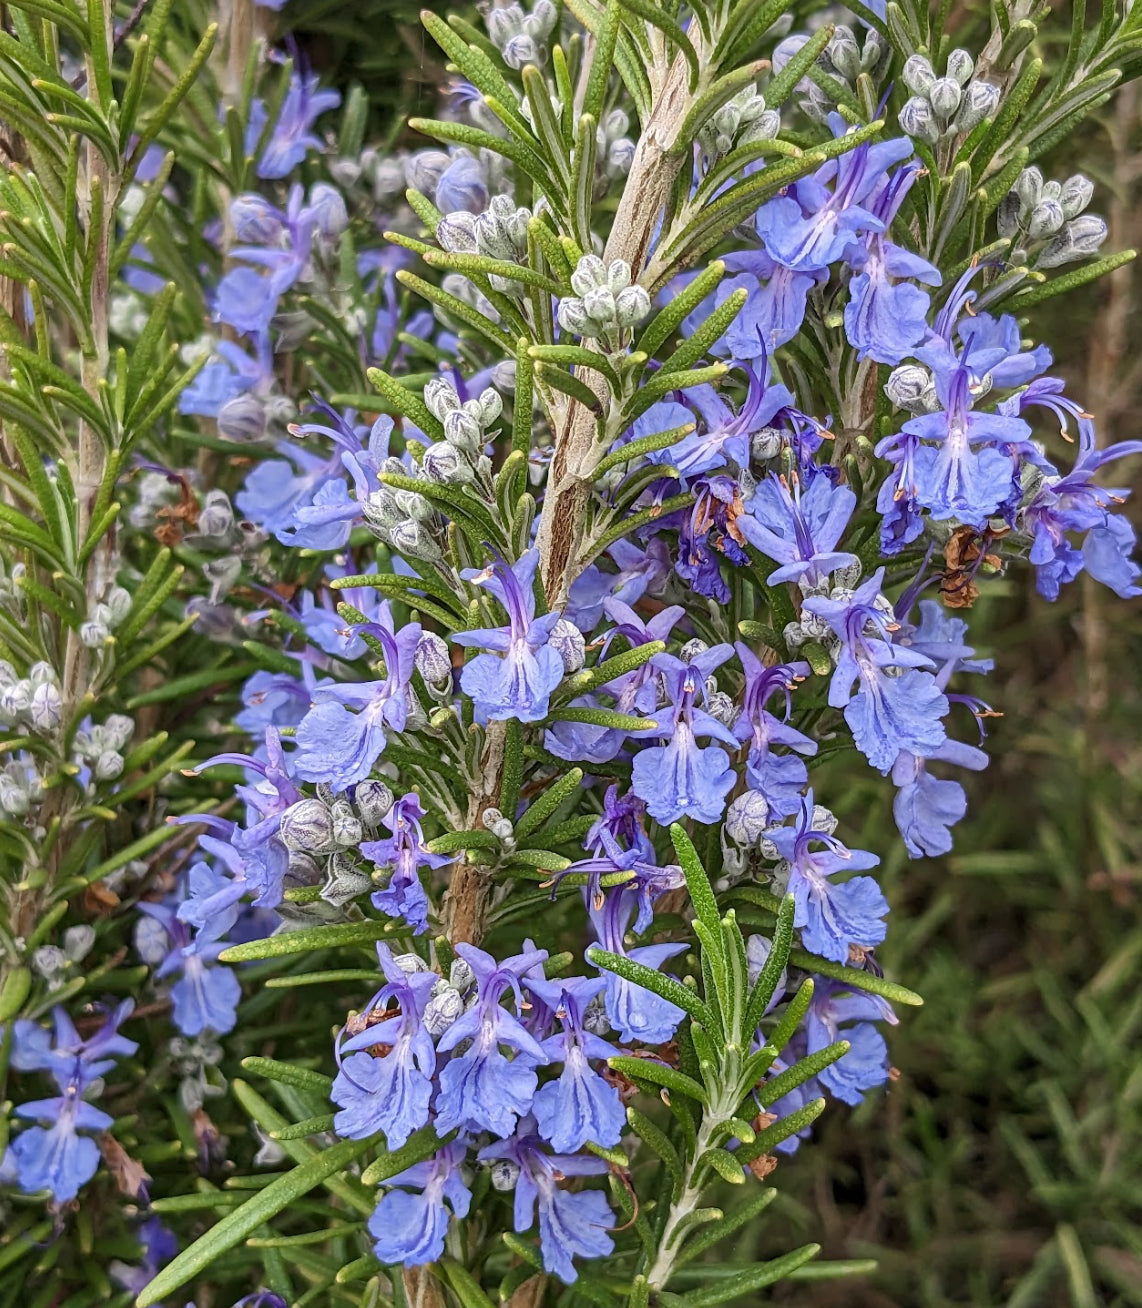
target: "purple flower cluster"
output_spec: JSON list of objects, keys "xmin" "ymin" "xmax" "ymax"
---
[
  {"xmin": 81, "ymin": 4, "xmax": 1141, "ymax": 1291},
  {"xmin": 331, "ymin": 941, "xmax": 623, "ymax": 1281},
  {"xmin": 0, "ymin": 1004, "xmax": 137, "ymax": 1203}
]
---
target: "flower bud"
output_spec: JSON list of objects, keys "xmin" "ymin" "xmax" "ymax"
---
[
  {"xmin": 606, "ymin": 136, "xmax": 636, "ymax": 176},
  {"xmin": 1060, "ymin": 174, "xmax": 1094, "ymax": 219},
  {"xmin": 503, "ymin": 32, "xmax": 541, "ymax": 68},
  {"xmin": 885, "ymin": 363, "xmax": 938, "ymax": 414},
  {"xmin": 956, "ymin": 79, "xmax": 1000, "ymax": 133},
  {"xmin": 556, "ymin": 296, "xmax": 589, "ymax": 335},
  {"xmin": 354, "ymin": 779, "xmax": 395, "ymax": 826},
  {"xmin": 490, "ymin": 1159, "xmax": 520, "ymax": 1191},
  {"xmin": 308, "ymin": 183, "xmax": 349, "ymax": 239},
  {"xmin": 29, "ymin": 682, "xmax": 62, "ymax": 732},
  {"xmin": 424, "ymin": 375, "xmax": 462, "ymax": 420},
  {"xmin": 811, "ymin": 803, "xmax": 839, "ymax": 835},
  {"xmin": 28, "ymin": 662, "xmax": 55, "ymax": 688},
  {"xmin": 1027, "ymin": 199, "xmax": 1064, "ymax": 240},
  {"xmin": 414, "ymin": 632, "xmax": 452, "ymax": 688},
  {"xmin": 33, "ymin": 945, "xmax": 68, "ymax": 980},
  {"xmin": 321, "ymin": 854, "xmax": 373, "ymax": 907},
  {"xmin": 706, "ymin": 689, "xmax": 737, "ymax": 727},
  {"xmin": 135, "ymin": 913, "xmax": 170, "ymax": 966},
  {"xmin": 475, "ymin": 210, "xmax": 520, "ymax": 262},
  {"xmin": 0, "ymin": 773, "xmax": 29, "ymax": 814},
  {"xmin": 64, "ymin": 924, "xmax": 96, "ymax": 962},
  {"xmin": 436, "ymin": 211, "xmax": 479, "ymax": 253},
  {"xmin": 389, "ymin": 519, "xmax": 443, "ymax": 562},
  {"xmin": 404, "ymin": 150, "xmax": 451, "ymax": 198},
  {"xmin": 487, "ymin": 3, "xmax": 523, "ymax": 46},
  {"xmin": 1014, "ymin": 166, "xmax": 1043, "ymax": 215},
  {"xmin": 0, "ymin": 679, "xmax": 30, "ymax": 721},
  {"xmin": 899, "ymin": 96, "xmax": 939, "ymax": 145},
  {"xmin": 394, "ymin": 488, "xmax": 435, "ymax": 523},
  {"xmin": 435, "ymin": 155, "xmax": 488, "ymax": 215},
  {"xmin": 370, "ymin": 155, "xmax": 408, "ymax": 203},
  {"xmin": 1037, "ymin": 214, "xmax": 1108, "ymax": 268},
  {"xmin": 751, "ymin": 426, "xmax": 784, "ymax": 461},
  {"xmin": 231, "ymin": 194, "xmax": 285, "ymax": 244},
  {"xmin": 449, "ymin": 956, "xmax": 475, "ymax": 993},
  {"xmin": 477, "ymin": 390, "xmax": 504, "ymax": 431},
  {"xmin": 996, "ymin": 192, "xmax": 1022, "ymax": 240},
  {"xmin": 422, "ymin": 441, "xmax": 475, "ymax": 486},
  {"xmin": 680, "ymin": 638, "xmax": 709, "ymax": 662},
  {"xmin": 217, "ymin": 393, "xmax": 266, "ymax": 442},
  {"xmin": 491, "ymin": 359, "xmax": 517, "ymax": 392},
  {"xmin": 81, "ymin": 620, "xmax": 111, "ymax": 648},
  {"xmin": 601, "ymin": 107, "xmax": 630, "ymax": 140},
  {"xmin": 329, "ymin": 157, "xmax": 361, "ymax": 189},
  {"xmin": 945, "ymin": 48, "xmax": 974, "ymax": 85},
  {"xmin": 280, "ymin": 797, "xmax": 337, "ymax": 853},
  {"xmin": 394, "ymin": 952, "xmax": 429, "ymax": 974},
  {"xmin": 444, "ymin": 408, "xmax": 484, "ymax": 454},
  {"xmin": 104, "ymin": 714, "xmax": 135, "ymax": 752},
  {"xmin": 330, "ymin": 799, "xmax": 363, "ymax": 847},
  {"xmin": 286, "ymin": 850, "xmax": 323, "ymax": 888},
  {"xmin": 861, "ymin": 28, "xmax": 888, "ymax": 74},
  {"xmin": 928, "ymin": 77, "xmax": 962, "ymax": 120},
  {"xmin": 95, "ymin": 750, "xmax": 124, "ymax": 781},
  {"xmin": 828, "ymin": 27, "xmax": 861, "ymax": 81},
  {"xmin": 424, "ymin": 985, "xmax": 465, "ymax": 1035},
  {"xmin": 902, "ymin": 54, "xmax": 935, "ymax": 96},
  {"xmin": 529, "ymin": 0, "xmax": 557, "ymax": 40},
  {"xmin": 570, "ymin": 254, "xmax": 607, "ymax": 297},
  {"xmin": 615, "ymin": 284, "xmax": 651, "ymax": 328},
  {"xmin": 549, "ymin": 618, "xmax": 585, "ymax": 673},
  {"xmin": 725, "ymin": 790, "xmax": 771, "ymax": 846},
  {"xmin": 196, "ymin": 489, "xmax": 235, "ymax": 539},
  {"xmin": 582, "ymin": 284, "xmax": 617, "ymax": 325},
  {"xmin": 739, "ymin": 110, "xmax": 781, "ymax": 147},
  {"xmin": 363, "ymin": 488, "xmax": 404, "ymax": 532}
]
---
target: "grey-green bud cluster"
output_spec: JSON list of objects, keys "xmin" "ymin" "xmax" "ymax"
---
[
  {"xmin": 0, "ymin": 756, "xmax": 43, "ymax": 818},
  {"xmin": 0, "ymin": 660, "xmax": 63, "ymax": 734},
  {"xmin": 698, "ymin": 87, "xmax": 780, "ymax": 162},
  {"xmin": 485, "ymin": 0, "xmax": 558, "ymax": 70},
  {"xmin": 900, "ymin": 49, "xmax": 999, "ymax": 143},
  {"xmin": 557, "ymin": 256, "xmax": 650, "ymax": 341},
  {"xmin": 73, "ymin": 713, "xmax": 134, "ymax": 785},
  {"xmin": 80, "ymin": 584, "xmax": 132, "ymax": 649},
  {"xmin": 32, "ymin": 926, "xmax": 95, "ymax": 990},
  {"xmin": 597, "ymin": 109, "xmax": 636, "ymax": 180},
  {"xmin": 774, "ymin": 25, "xmax": 888, "ymax": 123},
  {"xmin": 997, "ymin": 167, "xmax": 1107, "ymax": 268},
  {"xmin": 481, "ymin": 806, "xmax": 515, "ymax": 843},
  {"xmin": 438, "ymin": 195, "xmax": 533, "ymax": 292}
]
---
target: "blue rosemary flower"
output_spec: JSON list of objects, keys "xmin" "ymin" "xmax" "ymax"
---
[{"xmin": 455, "ymin": 549, "xmax": 564, "ymax": 724}]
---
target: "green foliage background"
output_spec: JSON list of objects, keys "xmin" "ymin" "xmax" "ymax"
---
[{"xmin": 288, "ymin": 6, "xmax": 1142, "ymax": 1304}]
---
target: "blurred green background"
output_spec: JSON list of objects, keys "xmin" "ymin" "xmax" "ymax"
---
[{"xmin": 291, "ymin": 7, "xmax": 1142, "ymax": 1302}]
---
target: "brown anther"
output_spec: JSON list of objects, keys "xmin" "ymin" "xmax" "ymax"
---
[
  {"xmin": 748, "ymin": 1154, "xmax": 779, "ymax": 1180},
  {"xmin": 602, "ymin": 1066, "xmax": 641, "ymax": 1103},
  {"xmin": 344, "ymin": 1004, "xmax": 401, "ymax": 1039}
]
